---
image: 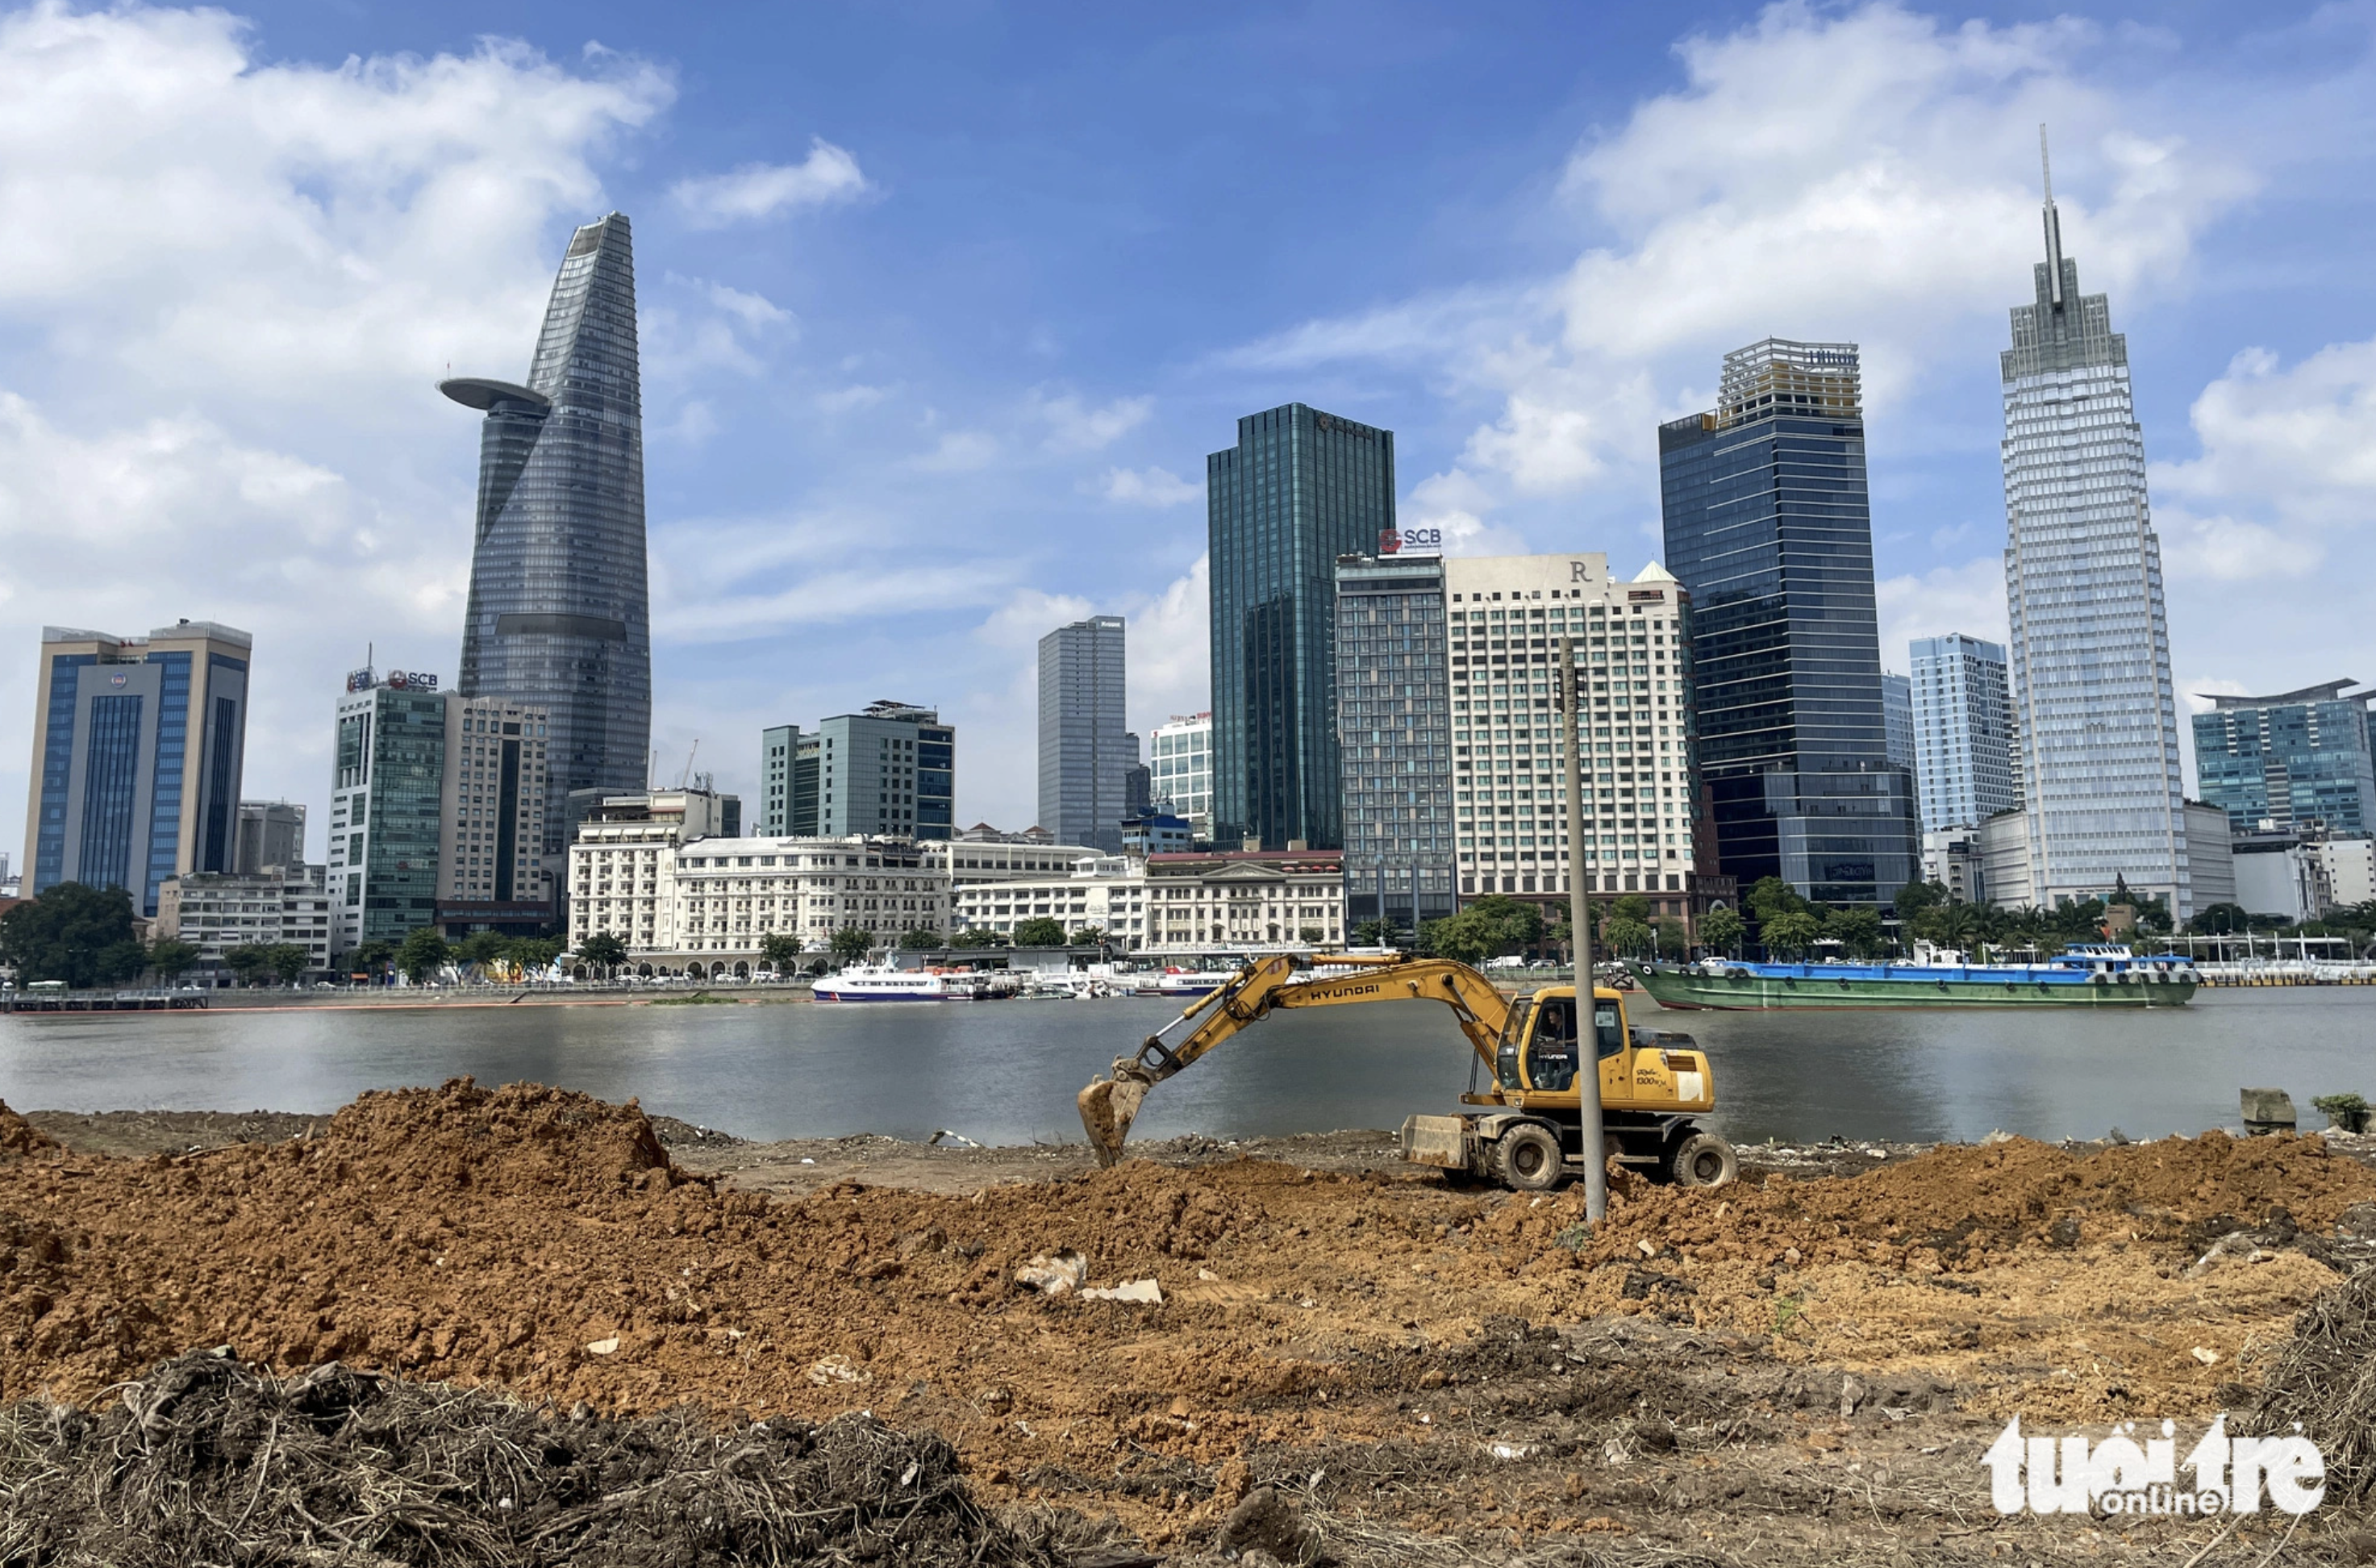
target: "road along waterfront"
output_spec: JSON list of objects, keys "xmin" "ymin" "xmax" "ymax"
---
[{"xmin": 2, "ymin": 986, "xmax": 2366, "ymax": 1146}]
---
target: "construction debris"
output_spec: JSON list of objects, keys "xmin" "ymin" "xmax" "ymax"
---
[{"xmin": 1015, "ymin": 1249, "xmax": 1089, "ymax": 1295}]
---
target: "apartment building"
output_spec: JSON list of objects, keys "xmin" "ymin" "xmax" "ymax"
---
[{"xmin": 157, "ymin": 864, "xmax": 335, "ymax": 976}]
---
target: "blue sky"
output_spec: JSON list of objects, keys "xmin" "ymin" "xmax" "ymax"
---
[{"xmin": 3, "ymin": 0, "xmax": 2374, "ymax": 847}]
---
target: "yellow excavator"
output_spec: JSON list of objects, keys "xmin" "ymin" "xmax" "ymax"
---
[{"xmin": 1078, "ymin": 954, "xmax": 1738, "ymax": 1191}]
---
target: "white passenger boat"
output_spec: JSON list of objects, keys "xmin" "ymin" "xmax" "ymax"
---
[
  {"xmin": 811, "ymin": 965, "xmax": 999, "ymax": 1002},
  {"xmin": 1155, "ymin": 967, "xmax": 1242, "ymax": 997}
]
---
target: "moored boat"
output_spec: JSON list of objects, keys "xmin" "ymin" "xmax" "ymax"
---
[
  {"xmin": 1630, "ymin": 944, "xmax": 2199, "ymax": 1010},
  {"xmin": 811, "ymin": 965, "xmax": 1002, "ymax": 1002},
  {"xmin": 1155, "ymin": 967, "xmax": 1243, "ymax": 997}
]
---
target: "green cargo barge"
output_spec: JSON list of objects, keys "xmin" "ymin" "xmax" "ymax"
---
[{"xmin": 1629, "ymin": 945, "xmax": 2199, "ymax": 1010}]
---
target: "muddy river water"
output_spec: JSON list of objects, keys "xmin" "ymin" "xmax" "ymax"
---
[{"xmin": 0, "ymin": 986, "xmax": 2367, "ymax": 1147}]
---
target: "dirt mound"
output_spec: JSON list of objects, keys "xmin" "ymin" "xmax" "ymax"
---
[
  {"xmin": 0, "ymin": 1078, "xmax": 2361, "ymax": 1543},
  {"xmin": 0, "ymin": 1099, "xmax": 60, "ymax": 1159},
  {"xmin": 0, "ymin": 1348, "xmax": 1073, "ymax": 1566},
  {"xmin": 1475, "ymin": 1130, "xmax": 2376, "ymax": 1274}
]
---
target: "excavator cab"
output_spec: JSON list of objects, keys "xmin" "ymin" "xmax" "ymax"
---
[{"xmin": 1487, "ymin": 988, "xmax": 1628, "ymax": 1099}]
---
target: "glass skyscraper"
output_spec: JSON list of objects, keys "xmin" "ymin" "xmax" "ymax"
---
[
  {"xmin": 23, "ymin": 621, "xmax": 251, "ymax": 916},
  {"xmin": 2193, "ymin": 682, "xmax": 2375, "ymax": 837},
  {"xmin": 328, "ymin": 676, "xmax": 448, "ymax": 953},
  {"xmin": 1207, "ymin": 403, "xmax": 1395, "ymax": 849},
  {"xmin": 1334, "ymin": 553, "xmax": 1453, "ymax": 930},
  {"xmin": 444, "ymin": 213, "xmax": 651, "ymax": 884},
  {"xmin": 1999, "ymin": 158, "xmax": 2193, "ymax": 913},
  {"xmin": 1907, "ymin": 633, "xmax": 2016, "ymax": 832},
  {"xmin": 1038, "ymin": 615, "xmax": 1131, "ymax": 852},
  {"xmin": 1658, "ymin": 340, "xmax": 1919, "ymax": 906}
]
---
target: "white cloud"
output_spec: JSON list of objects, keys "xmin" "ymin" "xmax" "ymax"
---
[
  {"xmin": 816, "ymin": 383, "xmax": 891, "ymax": 413},
  {"xmin": 0, "ymin": 6, "xmax": 669, "ymax": 408},
  {"xmin": 702, "ymin": 280, "xmax": 794, "ymax": 330},
  {"xmin": 1405, "ymin": 469, "xmax": 1529, "ymax": 557},
  {"xmin": 669, "ymin": 137, "xmax": 869, "ymax": 226},
  {"xmin": 1875, "ymin": 555, "xmax": 2010, "ymax": 671},
  {"xmin": 975, "ymin": 588, "xmax": 1096, "ymax": 653},
  {"xmin": 2156, "ymin": 512, "xmax": 2323, "ymax": 582},
  {"xmin": 1125, "ymin": 557, "xmax": 1211, "ymax": 736},
  {"xmin": 1035, "ymin": 392, "xmax": 1152, "ymax": 452},
  {"xmin": 1221, "ymin": 2, "xmax": 2256, "ymax": 553},
  {"xmin": 0, "ymin": 7, "xmax": 676, "ymax": 836},
  {"xmin": 912, "ymin": 429, "xmax": 999, "ymax": 472},
  {"xmin": 2151, "ymin": 339, "xmax": 2376, "ymax": 584},
  {"xmin": 1090, "ymin": 465, "xmax": 1199, "ymax": 507}
]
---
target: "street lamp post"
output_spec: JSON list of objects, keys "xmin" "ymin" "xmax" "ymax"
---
[{"xmin": 1560, "ymin": 636, "xmax": 1608, "ymax": 1224}]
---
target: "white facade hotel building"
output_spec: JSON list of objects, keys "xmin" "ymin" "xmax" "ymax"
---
[{"xmin": 1443, "ymin": 554, "xmax": 1697, "ymax": 907}]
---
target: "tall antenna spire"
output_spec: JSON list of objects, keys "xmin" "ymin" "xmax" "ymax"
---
[{"xmin": 2039, "ymin": 123, "xmax": 2065, "ymax": 308}]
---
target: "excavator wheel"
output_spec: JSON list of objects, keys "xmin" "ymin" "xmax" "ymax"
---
[
  {"xmin": 1494, "ymin": 1124, "xmax": 1565, "ymax": 1193},
  {"xmin": 1667, "ymin": 1130, "xmax": 1738, "ymax": 1189}
]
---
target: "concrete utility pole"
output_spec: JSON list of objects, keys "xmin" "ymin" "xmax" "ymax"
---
[{"xmin": 1560, "ymin": 636, "xmax": 1608, "ymax": 1223}]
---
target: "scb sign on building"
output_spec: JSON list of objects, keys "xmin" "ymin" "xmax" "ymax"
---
[{"xmin": 1376, "ymin": 528, "xmax": 1443, "ymax": 557}]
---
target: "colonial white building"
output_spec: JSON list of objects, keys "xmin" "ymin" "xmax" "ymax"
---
[
  {"xmin": 1144, "ymin": 848, "xmax": 1344, "ymax": 952},
  {"xmin": 944, "ymin": 847, "xmax": 1348, "ymax": 953},
  {"xmin": 566, "ymin": 828, "xmax": 1115, "ymax": 972},
  {"xmin": 950, "ymin": 855, "xmax": 1148, "ymax": 946}
]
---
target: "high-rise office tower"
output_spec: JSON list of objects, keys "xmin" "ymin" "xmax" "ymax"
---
[
  {"xmin": 1882, "ymin": 674, "xmax": 1915, "ymax": 774},
  {"xmin": 1037, "ymin": 615, "xmax": 1131, "ymax": 852},
  {"xmin": 1907, "ymin": 635, "xmax": 2016, "ymax": 834},
  {"xmin": 1658, "ymin": 340, "xmax": 1919, "ymax": 905},
  {"xmin": 2193, "ymin": 682, "xmax": 2375, "ymax": 838},
  {"xmin": 233, "ymin": 800, "xmax": 308, "ymax": 874},
  {"xmin": 23, "ymin": 621, "xmax": 252, "ymax": 915},
  {"xmin": 438, "ymin": 694, "xmax": 552, "ymax": 907},
  {"xmin": 1335, "ymin": 553, "xmax": 1454, "ymax": 932},
  {"xmin": 1148, "ymin": 713, "xmax": 1213, "ymax": 841},
  {"xmin": 328, "ymin": 671, "xmax": 448, "ymax": 954},
  {"xmin": 1208, "ymin": 404, "xmax": 1395, "ymax": 849},
  {"xmin": 786, "ymin": 702, "xmax": 955, "ymax": 840},
  {"xmin": 444, "ymin": 213, "xmax": 650, "ymax": 884},
  {"xmin": 1999, "ymin": 139, "xmax": 2195, "ymax": 915},
  {"xmin": 759, "ymin": 725, "xmax": 799, "ymax": 836}
]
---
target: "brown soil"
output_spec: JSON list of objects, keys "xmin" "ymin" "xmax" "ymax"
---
[{"xmin": 4, "ymin": 1083, "xmax": 2375, "ymax": 1564}]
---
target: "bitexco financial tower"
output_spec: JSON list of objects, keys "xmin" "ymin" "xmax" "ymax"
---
[{"xmin": 443, "ymin": 213, "xmax": 653, "ymax": 874}]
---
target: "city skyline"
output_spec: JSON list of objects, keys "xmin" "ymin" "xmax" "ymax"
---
[{"xmin": 2, "ymin": 4, "xmax": 2374, "ymax": 846}]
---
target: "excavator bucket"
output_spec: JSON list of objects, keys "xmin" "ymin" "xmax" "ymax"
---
[{"xmin": 1078, "ymin": 1057, "xmax": 1154, "ymax": 1167}]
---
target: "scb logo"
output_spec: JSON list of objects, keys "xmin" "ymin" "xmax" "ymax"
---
[{"xmin": 1377, "ymin": 528, "xmax": 1441, "ymax": 556}]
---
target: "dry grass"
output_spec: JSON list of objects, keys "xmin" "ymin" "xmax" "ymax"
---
[
  {"xmin": 2253, "ymin": 1266, "xmax": 2376, "ymax": 1508},
  {"xmin": 0, "ymin": 1348, "xmax": 1065, "ymax": 1566}
]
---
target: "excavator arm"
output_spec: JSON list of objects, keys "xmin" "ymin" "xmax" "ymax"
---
[{"xmin": 1078, "ymin": 955, "xmax": 1517, "ymax": 1166}]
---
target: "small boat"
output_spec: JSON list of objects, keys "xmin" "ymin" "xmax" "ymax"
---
[
  {"xmin": 1156, "ymin": 967, "xmax": 1243, "ymax": 997},
  {"xmin": 811, "ymin": 965, "xmax": 998, "ymax": 1003},
  {"xmin": 1630, "ymin": 944, "xmax": 2199, "ymax": 1011}
]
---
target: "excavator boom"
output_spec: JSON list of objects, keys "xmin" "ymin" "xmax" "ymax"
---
[{"xmin": 1079, "ymin": 955, "xmax": 1512, "ymax": 1166}]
